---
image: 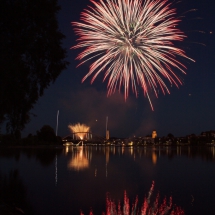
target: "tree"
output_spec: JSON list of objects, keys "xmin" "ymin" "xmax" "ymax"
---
[
  {"xmin": 0, "ymin": 0, "xmax": 69, "ymax": 135},
  {"xmin": 37, "ymin": 125, "xmax": 58, "ymax": 143},
  {"xmin": 167, "ymin": 133, "xmax": 174, "ymax": 138}
]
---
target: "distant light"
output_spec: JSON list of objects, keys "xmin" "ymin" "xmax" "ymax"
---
[
  {"xmin": 189, "ymin": 94, "xmax": 191, "ymax": 96},
  {"xmin": 210, "ymin": 31, "xmax": 213, "ymax": 34}
]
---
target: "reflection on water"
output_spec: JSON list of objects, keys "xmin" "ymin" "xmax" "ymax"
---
[
  {"xmin": 81, "ymin": 181, "xmax": 184, "ymax": 215},
  {"xmin": 62, "ymin": 145, "xmax": 215, "ymax": 171},
  {"xmin": 1, "ymin": 145, "xmax": 215, "ymax": 165},
  {"xmin": 152, "ymin": 152, "xmax": 157, "ymax": 164},
  {"xmin": 0, "ymin": 146, "xmax": 63, "ymax": 165},
  {"xmin": 1, "ymin": 145, "xmax": 215, "ymax": 215},
  {"xmin": 0, "ymin": 170, "xmax": 35, "ymax": 215},
  {"xmin": 67, "ymin": 146, "xmax": 90, "ymax": 170}
]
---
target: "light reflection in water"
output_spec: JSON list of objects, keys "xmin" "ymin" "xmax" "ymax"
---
[
  {"xmin": 211, "ymin": 146, "xmax": 215, "ymax": 157},
  {"xmin": 129, "ymin": 146, "xmax": 133, "ymax": 155},
  {"xmin": 63, "ymin": 145, "xmax": 215, "ymax": 173},
  {"xmin": 152, "ymin": 152, "xmax": 157, "ymax": 164},
  {"xmin": 81, "ymin": 181, "xmax": 184, "ymax": 215},
  {"xmin": 55, "ymin": 154, "xmax": 58, "ymax": 185},
  {"xmin": 67, "ymin": 147, "xmax": 90, "ymax": 171},
  {"xmin": 106, "ymin": 147, "xmax": 110, "ymax": 164}
]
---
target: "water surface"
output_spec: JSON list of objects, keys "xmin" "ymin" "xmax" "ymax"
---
[{"xmin": 0, "ymin": 145, "xmax": 215, "ymax": 214}]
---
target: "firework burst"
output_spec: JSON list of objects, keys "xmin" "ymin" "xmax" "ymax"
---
[
  {"xmin": 72, "ymin": 0, "xmax": 194, "ymax": 109},
  {"xmin": 68, "ymin": 123, "xmax": 90, "ymax": 140}
]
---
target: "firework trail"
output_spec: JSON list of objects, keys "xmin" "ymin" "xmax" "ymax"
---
[
  {"xmin": 68, "ymin": 123, "xmax": 90, "ymax": 140},
  {"xmin": 72, "ymin": 0, "xmax": 194, "ymax": 109}
]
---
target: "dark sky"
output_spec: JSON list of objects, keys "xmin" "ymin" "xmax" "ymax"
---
[{"xmin": 22, "ymin": 0, "xmax": 215, "ymax": 138}]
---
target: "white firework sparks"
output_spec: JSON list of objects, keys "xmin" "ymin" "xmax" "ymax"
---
[{"xmin": 68, "ymin": 123, "xmax": 90, "ymax": 140}]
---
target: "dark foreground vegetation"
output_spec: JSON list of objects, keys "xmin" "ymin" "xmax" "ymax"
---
[
  {"xmin": 0, "ymin": 0, "xmax": 69, "ymax": 137},
  {"xmin": 0, "ymin": 125, "xmax": 62, "ymax": 146}
]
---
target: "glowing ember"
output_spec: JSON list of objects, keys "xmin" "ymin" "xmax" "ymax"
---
[{"xmin": 68, "ymin": 123, "xmax": 90, "ymax": 140}]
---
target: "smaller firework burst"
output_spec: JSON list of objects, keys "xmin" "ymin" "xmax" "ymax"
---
[{"xmin": 68, "ymin": 123, "xmax": 90, "ymax": 140}]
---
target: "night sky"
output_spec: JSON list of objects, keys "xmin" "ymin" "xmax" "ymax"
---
[{"xmin": 22, "ymin": 0, "xmax": 215, "ymax": 138}]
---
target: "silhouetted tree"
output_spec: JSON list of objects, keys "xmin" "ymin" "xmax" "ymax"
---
[
  {"xmin": 37, "ymin": 125, "xmax": 61, "ymax": 143},
  {"xmin": 167, "ymin": 133, "xmax": 174, "ymax": 138},
  {"xmin": 0, "ymin": 0, "xmax": 69, "ymax": 136}
]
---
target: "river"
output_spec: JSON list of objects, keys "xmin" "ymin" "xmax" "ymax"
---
[{"xmin": 0, "ymin": 145, "xmax": 215, "ymax": 214}]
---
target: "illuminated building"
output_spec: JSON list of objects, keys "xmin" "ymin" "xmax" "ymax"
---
[{"xmin": 152, "ymin": 130, "xmax": 157, "ymax": 139}]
